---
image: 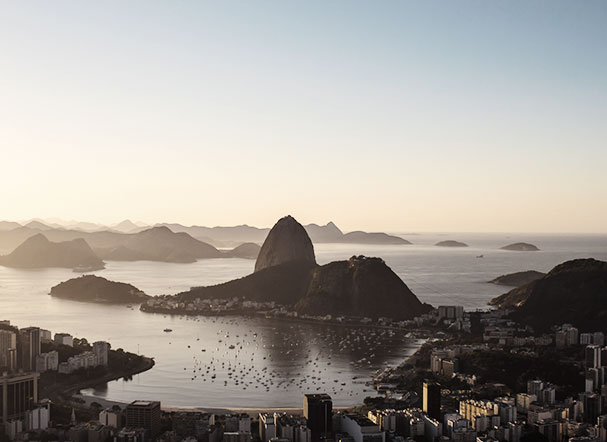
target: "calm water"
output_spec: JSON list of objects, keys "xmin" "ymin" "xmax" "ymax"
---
[{"xmin": 0, "ymin": 233, "xmax": 605, "ymax": 407}]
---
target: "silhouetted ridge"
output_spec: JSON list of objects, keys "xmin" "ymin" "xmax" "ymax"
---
[
  {"xmin": 295, "ymin": 256, "xmax": 431, "ymax": 319},
  {"xmin": 491, "ymin": 259, "xmax": 607, "ymax": 332}
]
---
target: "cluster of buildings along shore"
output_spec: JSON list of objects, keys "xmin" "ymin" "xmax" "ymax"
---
[
  {"xmin": 0, "ymin": 321, "xmax": 110, "ymax": 375},
  {"xmin": 1, "ymin": 306, "xmax": 607, "ymax": 442},
  {"xmin": 141, "ymin": 297, "xmax": 460, "ymax": 329}
]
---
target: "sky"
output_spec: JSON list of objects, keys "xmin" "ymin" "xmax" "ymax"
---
[{"xmin": 0, "ymin": 1, "xmax": 606, "ymax": 233}]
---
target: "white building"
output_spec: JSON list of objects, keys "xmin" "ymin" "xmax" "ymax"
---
[{"xmin": 54, "ymin": 333, "xmax": 73, "ymax": 347}]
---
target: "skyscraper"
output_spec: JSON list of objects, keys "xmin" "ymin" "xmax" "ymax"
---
[
  {"xmin": 0, "ymin": 329, "xmax": 17, "ymax": 372},
  {"xmin": 423, "ymin": 381, "xmax": 441, "ymax": 420},
  {"xmin": 0, "ymin": 372, "xmax": 39, "ymax": 424},
  {"xmin": 304, "ymin": 394, "xmax": 332, "ymax": 441},
  {"xmin": 19, "ymin": 327, "xmax": 41, "ymax": 372},
  {"xmin": 125, "ymin": 400, "xmax": 161, "ymax": 438}
]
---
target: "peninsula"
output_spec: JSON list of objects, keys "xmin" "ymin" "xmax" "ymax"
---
[{"xmin": 143, "ymin": 215, "xmax": 431, "ymax": 320}]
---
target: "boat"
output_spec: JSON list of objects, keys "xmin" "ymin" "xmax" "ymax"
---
[
  {"xmin": 476, "ymin": 254, "xmax": 484, "ymax": 258},
  {"xmin": 164, "ymin": 328, "xmax": 173, "ymax": 333}
]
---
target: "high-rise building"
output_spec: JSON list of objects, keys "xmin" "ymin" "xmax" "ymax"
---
[
  {"xmin": 304, "ymin": 394, "xmax": 332, "ymax": 441},
  {"xmin": 93, "ymin": 341, "xmax": 110, "ymax": 366},
  {"xmin": 586, "ymin": 345, "xmax": 603, "ymax": 369},
  {"xmin": 18, "ymin": 327, "xmax": 41, "ymax": 372},
  {"xmin": 259, "ymin": 413, "xmax": 276, "ymax": 442},
  {"xmin": 0, "ymin": 372, "xmax": 40, "ymax": 424},
  {"xmin": 125, "ymin": 400, "xmax": 161, "ymax": 438},
  {"xmin": 423, "ymin": 382, "xmax": 441, "ymax": 420},
  {"xmin": 469, "ymin": 312, "xmax": 483, "ymax": 336},
  {"xmin": 0, "ymin": 329, "xmax": 17, "ymax": 372}
]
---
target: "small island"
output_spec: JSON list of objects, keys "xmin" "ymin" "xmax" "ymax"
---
[
  {"xmin": 50, "ymin": 275, "xmax": 149, "ymax": 304},
  {"xmin": 434, "ymin": 240, "xmax": 468, "ymax": 248},
  {"xmin": 489, "ymin": 270, "xmax": 545, "ymax": 287},
  {"xmin": 500, "ymin": 242, "xmax": 540, "ymax": 251}
]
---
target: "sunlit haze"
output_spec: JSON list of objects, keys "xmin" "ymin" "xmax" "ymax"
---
[{"xmin": 1, "ymin": 1, "xmax": 605, "ymax": 232}]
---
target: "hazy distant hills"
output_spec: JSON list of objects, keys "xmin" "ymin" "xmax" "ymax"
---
[
  {"xmin": 0, "ymin": 234, "xmax": 104, "ymax": 270},
  {"xmin": 0, "ymin": 219, "xmax": 411, "ymax": 256},
  {"xmin": 156, "ymin": 221, "xmax": 410, "ymax": 247},
  {"xmin": 175, "ymin": 216, "xmax": 430, "ymax": 319},
  {"xmin": 489, "ymin": 259, "xmax": 607, "ymax": 332},
  {"xmin": 0, "ymin": 225, "xmax": 259, "ymax": 267}
]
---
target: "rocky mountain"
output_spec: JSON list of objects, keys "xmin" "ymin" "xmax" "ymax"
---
[
  {"xmin": 435, "ymin": 240, "xmax": 468, "ymax": 247},
  {"xmin": 489, "ymin": 270, "xmax": 545, "ymax": 287},
  {"xmin": 171, "ymin": 216, "xmax": 430, "ymax": 320},
  {"xmin": 50, "ymin": 275, "xmax": 149, "ymax": 303},
  {"xmin": 295, "ymin": 256, "xmax": 430, "ymax": 319},
  {"xmin": 500, "ymin": 242, "xmax": 540, "ymax": 251},
  {"xmin": 491, "ymin": 259, "xmax": 607, "ymax": 332},
  {"xmin": 254, "ymin": 216, "xmax": 316, "ymax": 272},
  {"xmin": 181, "ymin": 261, "xmax": 315, "ymax": 305},
  {"xmin": 0, "ymin": 234, "xmax": 104, "ymax": 270}
]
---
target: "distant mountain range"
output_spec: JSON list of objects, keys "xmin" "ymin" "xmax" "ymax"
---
[
  {"xmin": 0, "ymin": 218, "xmax": 411, "ymax": 253},
  {"xmin": 0, "ymin": 234, "xmax": 105, "ymax": 271},
  {"xmin": 0, "ymin": 226, "xmax": 260, "ymax": 269},
  {"xmin": 156, "ymin": 221, "xmax": 410, "ymax": 247}
]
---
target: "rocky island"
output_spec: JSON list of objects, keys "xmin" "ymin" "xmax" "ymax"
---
[
  {"xmin": 488, "ymin": 270, "xmax": 545, "ymax": 287},
  {"xmin": 500, "ymin": 242, "xmax": 540, "ymax": 251},
  {"xmin": 435, "ymin": 240, "xmax": 468, "ymax": 247},
  {"xmin": 50, "ymin": 275, "xmax": 149, "ymax": 304},
  {"xmin": 143, "ymin": 215, "xmax": 431, "ymax": 320}
]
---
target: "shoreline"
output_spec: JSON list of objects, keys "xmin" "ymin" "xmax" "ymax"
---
[
  {"xmin": 77, "ymin": 337, "xmax": 429, "ymax": 413},
  {"xmin": 41, "ymin": 356, "xmax": 156, "ymax": 403},
  {"xmin": 142, "ymin": 307, "xmax": 432, "ymax": 335}
]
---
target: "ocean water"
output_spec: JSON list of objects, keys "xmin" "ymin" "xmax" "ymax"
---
[{"xmin": 0, "ymin": 233, "xmax": 605, "ymax": 407}]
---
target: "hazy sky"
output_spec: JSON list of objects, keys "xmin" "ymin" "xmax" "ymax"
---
[{"xmin": 1, "ymin": 1, "xmax": 605, "ymax": 233}]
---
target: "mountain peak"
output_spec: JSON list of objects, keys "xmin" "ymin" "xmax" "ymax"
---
[{"xmin": 254, "ymin": 216, "xmax": 316, "ymax": 272}]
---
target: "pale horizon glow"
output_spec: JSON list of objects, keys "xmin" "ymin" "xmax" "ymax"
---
[{"xmin": 1, "ymin": 1, "xmax": 606, "ymax": 233}]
